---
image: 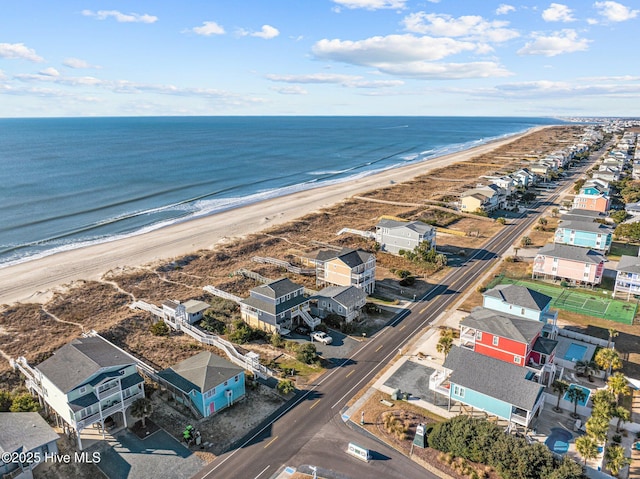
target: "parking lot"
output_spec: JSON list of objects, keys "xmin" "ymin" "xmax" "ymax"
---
[{"xmin": 286, "ymin": 328, "xmax": 362, "ymax": 364}]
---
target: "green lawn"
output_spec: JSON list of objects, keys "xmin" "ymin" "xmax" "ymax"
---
[{"xmin": 608, "ymin": 241, "xmax": 639, "ymax": 261}]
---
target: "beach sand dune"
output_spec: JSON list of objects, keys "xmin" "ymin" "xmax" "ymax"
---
[{"xmin": 0, "ymin": 126, "xmax": 550, "ymax": 306}]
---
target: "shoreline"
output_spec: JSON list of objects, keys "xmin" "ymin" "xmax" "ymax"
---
[{"xmin": 0, "ymin": 125, "xmax": 552, "ymax": 306}]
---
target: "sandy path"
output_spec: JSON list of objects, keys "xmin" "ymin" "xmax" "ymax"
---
[{"xmin": 0, "ymin": 126, "xmax": 548, "ymax": 305}]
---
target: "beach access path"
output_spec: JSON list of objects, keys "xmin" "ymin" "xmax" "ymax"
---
[{"xmin": 0, "ymin": 126, "xmax": 548, "ymax": 306}]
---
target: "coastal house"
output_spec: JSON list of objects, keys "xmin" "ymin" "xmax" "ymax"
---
[
  {"xmin": 314, "ymin": 248, "xmax": 376, "ymax": 294},
  {"xmin": 157, "ymin": 352, "xmax": 245, "ymax": 418},
  {"xmin": 482, "ymin": 284, "xmax": 558, "ymax": 338},
  {"xmin": 14, "ymin": 335, "xmax": 145, "ymax": 449},
  {"xmin": 613, "ymin": 254, "xmax": 640, "ymax": 300},
  {"xmin": 626, "ymin": 202, "xmax": 640, "ymax": 217},
  {"xmin": 561, "ymin": 208, "xmax": 608, "ymax": 222},
  {"xmin": 512, "ymin": 168, "xmax": 536, "ymax": 188},
  {"xmin": 530, "ymin": 162, "xmax": 551, "ymax": 180},
  {"xmin": 591, "ymin": 167, "xmax": 620, "ymax": 183},
  {"xmin": 632, "ymin": 161, "xmax": 640, "ymax": 180},
  {"xmin": 532, "ymin": 243, "xmax": 605, "ymax": 286},
  {"xmin": 239, "ymin": 278, "xmax": 318, "ymax": 333},
  {"xmin": 429, "ymin": 346, "xmax": 546, "ymax": 429},
  {"xmin": 579, "ymin": 180, "xmax": 610, "ymax": 197},
  {"xmin": 0, "ymin": 412, "xmax": 60, "ymax": 479},
  {"xmin": 312, "ymin": 285, "xmax": 367, "ymax": 323},
  {"xmin": 571, "ymin": 193, "xmax": 610, "ymax": 214},
  {"xmin": 162, "ymin": 299, "xmax": 210, "ymax": 325},
  {"xmin": 554, "ymin": 218, "xmax": 613, "ymax": 252},
  {"xmin": 459, "ymin": 307, "xmax": 557, "ymax": 386},
  {"xmin": 459, "ymin": 184, "xmax": 504, "ymax": 213},
  {"xmin": 375, "ymin": 219, "xmax": 436, "ymax": 255}
]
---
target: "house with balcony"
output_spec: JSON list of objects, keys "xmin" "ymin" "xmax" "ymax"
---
[
  {"xmin": 459, "ymin": 184, "xmax": 504, "ymax": 213},
  {"xmin": 482, "ymin": 284, "xmax": 558, "ymax": 339},
  {"xmin": 533, "ymin": 243, "xmax": 606, "ymax": 286},
  {"xmin": 512, "ymin": 168, "xmax": 536, "ymax": 188},
  {"xmin": 240, "ymin": 278, "xmax": 318, "ymax": 333},
  {"xmin": 375, "ymin": 219, "xmax": 436, "ymax": 255},
  {"xmin": 554, "ymin": 218, "xmax": 613, "ymax": 253},
  {"xmin": 459, "ymin": 307, "xmax": 557, "ymax": 386},
  {"xmin": 314, "ymin": 248, "xmax": 376, "ymax": 294},
  {"xmin": 162, "ymin": 299, "xmax": 210, "ymax": 326},
  {"xmin": 429, "ymin": 346, "xmax": 546, "ymax": 429},
  {"xmin": 0, "ymin": 412, "xmax": 60, "ymax": 479},
  {"xmin": 312, "ymin": 285, "xmax": 367, "ymax": 323},
  {"xmin": 561, "ymin": 208, "xmax": 608, "ymax": 223},
  {"xmin": 13, "ymin": 335, "xmax": 145, "ymax": 449},
  {"xmin": 579, "ymin": 180, "xmax": 610, "ymax": 197},
  {"xmin": 613, "ymin": 254, "xmax": 640, "ymax": 300},
  {"xmin": 572, "ymin": 193, "xmax": 610, "ymax": 213},
  {"xmin": 157, "ymin": 351, "xmax": 245, "ymax": 418}
]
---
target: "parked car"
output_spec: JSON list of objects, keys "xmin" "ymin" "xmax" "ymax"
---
[
  {"xmin": 310, "ymin": 331, "xmax": 332, "ymax": 345},
  {"xmin": 295, "ymin": 325, "xmax": 310, "ymax": 335}
]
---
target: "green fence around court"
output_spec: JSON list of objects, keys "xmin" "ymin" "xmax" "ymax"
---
[{"xmin": 486, "ymin": 275, "xmax": 636, "ymax": 325}]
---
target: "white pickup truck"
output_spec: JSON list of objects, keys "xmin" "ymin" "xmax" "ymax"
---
[{"xmin": 310, "ymin": 331, "xmax": 333, "ymax": 344}]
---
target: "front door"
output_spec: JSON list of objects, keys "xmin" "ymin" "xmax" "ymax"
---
[{"xmin": 209, "ymin": 401, "xmax": 215, "ymax": 416}]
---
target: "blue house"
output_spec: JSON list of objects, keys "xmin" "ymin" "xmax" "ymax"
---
[
  {"xmin": 429, "ymin": 346, "xmax": 546, "ymax": 429},
  {"xmin": 158, "ymin": 352, "xmax": 245, "ymax": 418},
  {"xmin": 554, "ymin": 218, "xmax": 612, "ymax": 252},
  {"xmin": 482, "ymin": 284, "xmax": 557, "ymax": 338}
]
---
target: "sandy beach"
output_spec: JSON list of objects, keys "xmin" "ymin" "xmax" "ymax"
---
[{"xmin": 0, "ymin": 126, "xmax": 549, "ymax": 306}]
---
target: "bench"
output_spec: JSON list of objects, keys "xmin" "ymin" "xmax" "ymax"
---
[{"xmin": 380, "ymin": 399, "xmax": 393, "ymax": 407}]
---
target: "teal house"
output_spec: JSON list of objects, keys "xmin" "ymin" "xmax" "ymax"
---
[
  {"xmin": 554, "ymin": 218, "xmax": 612, "ymax": 253},
  {"xmin": 158, "ymin": 351, "xmax": 245, "ymax": 418}
]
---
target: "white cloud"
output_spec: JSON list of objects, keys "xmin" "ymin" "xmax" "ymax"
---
[
  {"xmin": 496, "ymin": 4, "xmax": 516, "ymax": 15},
  {"xmin": 271, "ymin": 85, "xmax": 308, "ymax": 95},
  {"xmin": 313, "ymin": 34, "xmax": 479, "ymax": 65},
  {"xmin": 594, "ymin": 1, "xmax": 639, "ymax": 22},
  {"xmin": 0, "ymin": 43, "xmax": 44, "ymax": 62},
  {"xmin": 81, "ymin": 9, "xmax": 158, "ymax": 23},
  {"xmin": 191, "ymin": 21, "xmax": 226, "ymax": 36},
  {"xmin": 63, "ymin": 58, "xmax": 100, "ymax": 69},
  {"xmin": 39, "ymin": 67, "xmax": 60, "ymax": 77},
  {"xmin": 238, "ymin": 25, "xmax": 280, "ymax": 39},
  {"xmin": 489, "ymin": 79, "xmax": 640, "ymax": 98},
  {"xmin": 402, "ymin": 13, "xmax": 519, "ymax": 43},
  {"xmin": 331, "ymin": 0, "xmax": 407, "ymax": 10},
  {"xmin": 376, "ymin": 61, "xmax": 512, "ymax": 79},
  {"xmin": 542, "ymin": 3, "xmax": 576, "ymax": 22},
  {"xmin": 265, "ymin": 73, "xmax": 404, "ymax": 88},
  {"xmin": 517, "ymin": 29, "xmax": 590, "ymax": 56}
]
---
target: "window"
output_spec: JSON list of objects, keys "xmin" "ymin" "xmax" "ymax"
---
[
  {"xmin": 492, "ymin": 336, "xmax": 499, "ymax": 346},
  {"xmin": 78, "ymin": 386, "xmax": 87, "ymax": 395},
  {"xmin": 514, "ymin": 356, "xmax": 521, "ymax": 364},
  {"xmin": 453, "ymin": 385, "xmax": 465, "ymax": 398},
  {"xmin": 476, "ymin": 331, "xmax": 482, "ymax": 340},
  {"xmin": 521, "ymin": 308, "xmax": 525, "ymax": 315},
  {"xmin": 224, "ymin": 381, "xmax": 228, "ymax": 386},
  {"xmin": 235, "ymin": 375, "xmax": 239, "ymax": 382}
]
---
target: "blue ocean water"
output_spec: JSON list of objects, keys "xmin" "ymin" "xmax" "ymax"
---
[{"xmin": 0, "ymin": 116, "xmax": 560, "ymax": 267}]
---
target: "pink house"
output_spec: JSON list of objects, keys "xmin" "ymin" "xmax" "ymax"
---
[
  {"xmin": 572, "ymin": 193, "xmax": 610, "ymax": 213},
  {"xmin": 533, "ymin": 243, "xmax": 605, "ymax": 286}
]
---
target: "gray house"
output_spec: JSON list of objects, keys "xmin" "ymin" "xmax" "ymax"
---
[
  {"xmin": 312, "ymin": 286, "xmax": 367, "ymax": 323},
  {"xmin": 375, "ymin": 219, "xmax": 436, "ymax": 255},
  {"xmin": 240, "ymin": 278, "xmax": 318, "ymax": 333}
]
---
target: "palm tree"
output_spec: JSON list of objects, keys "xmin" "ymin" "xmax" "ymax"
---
[
  {"xmin": 575, "ymin": 435, "xmax": 599, "ymax": 465},
  {"xmin": 591, "ymin": 388, "xmax": 616, "ymax": 419},
  {"xmin": 567, "ymin": 387, "xmax": 587, "ymax": 418},
  {"xmin": 612, "ymin": 406, "xmax": 631, "ymax": 433},
  {"xmin": 607, "ymin": 372, "xmax": 631, "ymax": 406},
  {"xmin": 521, "ymin": 236, "xmax": 532, "ymax": 247},
  {"xmin": 575, "ymin": 360, "xmax": 600, "ymax": 382},
  {"xmin": 436, "ymin": 329, "xmax": 454, "ymax": 358},
  {"xmin": 552, "ymin": 380, "xmax": 569, "ymax": 412},
  {"xmin": 586, "ymin": 415, "xmax": 610, "ymax": 443},
  {"xmin": 605, "ymin": 444, "xmax": 631, "ymax": 477},
  {"xmin": 607, "ymin": 328, "xmax": 619, "ymax": 348},
  {"xmin": 595, "ymin": 348, "xmax": 623, "ymax": 380},
  {"xmin": 130, "ymin": 397, "xmax": 153, "ymax": 428}
]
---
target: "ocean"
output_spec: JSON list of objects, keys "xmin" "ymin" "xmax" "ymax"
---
[{"xmin": 0, "ymin": 116, "xmax": 561, "ymax": 267}]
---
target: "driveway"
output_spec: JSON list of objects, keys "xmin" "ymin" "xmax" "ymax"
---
[
  {"xmin": 288, "ymin": 329, "xmax": 361, "ymax": 364},
  {"xmin": 87, "ymin": 427, "xmax": 204, "ymax": 479}
]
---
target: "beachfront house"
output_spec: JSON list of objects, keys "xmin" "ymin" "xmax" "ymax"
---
[
  {"xmin": 162, "ymin": 299, "xmax": 210, "ymax": 325},
  {"xmin": 13, "ymin": 335, "xmax": 145, "ymax": 449},
  {"xmin": 512, "ymin": 168, "xmax": 536, "ymax": 188},
  {"xmin": 312, "ymin": 285, "xmax": 367, "ymax": 323},
  {"xmin": 579, "ymin": 180, "xmax": 610, "ymax": 197},
  {"xmin": 429, "ymin": 346, "xmax": 546, "ymax": 429},
  {"xmin": 613, "ymin": 254, "xmax": 640, "ymax": 300},
  {"xmin": 625, "ymin": 202, "xmax": 640, "ymax": 217},
  {"xmin": 532, "ymin": 243, "xmax": 605, "ymax": 286},
  {"xmin": 375, "ymin": 219, "xmax": 436, "ymax": 255},
  {"xmin": 314, "ymin": 248, "xmax": 376, "ymax": 294},
  {"xmin": 240, "ymin": 278, "xmax": 319, "ymax": 333},
  {"xmin": 0, "ymin": 412, "xmax": 60, "ymax": 479},
  {"xmin": 157, "ymin": 352, "xmax": 245, "ymax": 418},
  {"xmin": 459, "ymin": 184, "xmax": 504, "ymax": 213},
  {"xmin": 554, "ymin": 218, "xmax": 613, "ymax": 253},
  {"xmin": 482, "ymin": 284, "xmax": 558, "ymax": 338},
  {"xmin": 572, "ymin": 193, "xmax": 610, "ymax": 213}
]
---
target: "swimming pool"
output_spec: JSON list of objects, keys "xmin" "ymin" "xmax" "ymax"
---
[
  {"xmin": 545, "ymin": 427, "xmax": 573, "ymax": 454},
  {"xmin": 563, "ymin": 384, "xmax": 591, "ymax": 407},
  {"xmin": 564, "ymin": 343, "xmax": 587, "ymax": 362}
]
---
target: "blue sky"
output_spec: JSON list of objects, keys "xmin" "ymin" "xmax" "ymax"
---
[{"xmin": 1, "ymin": 0, "xmax": 639, "ymax": 117}]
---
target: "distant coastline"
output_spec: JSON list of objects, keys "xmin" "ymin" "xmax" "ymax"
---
[{"xmin": 0, "ymin": 122, "xmax": 557, "ymax": 306}]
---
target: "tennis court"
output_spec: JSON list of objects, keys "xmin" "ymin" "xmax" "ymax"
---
[{"xmin": 488, "ymin": 276, "xmax": 636, "ymax": 325}]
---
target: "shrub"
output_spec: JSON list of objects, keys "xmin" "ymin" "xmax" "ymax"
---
[
  {"xmin": 277, "ymin": 379, "xmax": 295, "ymax": 395},
  {"xmin": 296, "ymin": 343, "xmax": 318, "ymax": 364},
  {"xmin": 149, "ymin": 321, "xmax": 170, "ymax": 336},
  {"xmin": 270, "ymin": 332, "xmax": 284, "ymax": 348}
]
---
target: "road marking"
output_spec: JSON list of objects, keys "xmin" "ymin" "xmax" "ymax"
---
[
  {"xmin": 264, "ymin": 436, "xmax": 278, "ymax": 449},
  {"xmin": 345, "ymin": 370, "xmax": 355, "ymax": 378},
  {"xmin": 399, "ymin": 325, "xmax": 406, "ymax": 331},
  {"xmin": 309, "ymin": 400, "xmax": 321, "ymax": 410},
  {"xmin": 254, "ymin": 465, "xmax": 270, "ymax": 478},
  {"xmin": 375, "ymin": 344, "xmax": 383, "ymax": 352},
  {"xmin": 420, "ymin": 306, "xmax": 428, "ymax": 314}
]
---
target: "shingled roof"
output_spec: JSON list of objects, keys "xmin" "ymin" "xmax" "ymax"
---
[
  {"xmin": 536, "ymin": 243, "xmax": 605, "ymax": 264},
  {"xmin": 461, "ymin": 307, "xmax": 544, "ymax": 344},
  {"xmin": 157, "ymin": 352, "xmax": 243, "ymax": 394},
  {"xmin": 483, "ymin": 284, "xmax": 551, "ymax": 312}
]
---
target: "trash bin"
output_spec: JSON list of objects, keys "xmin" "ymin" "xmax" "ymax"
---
[{"xmin": 391, "ymin": 389, "xmax": 401, "ymax": 400}]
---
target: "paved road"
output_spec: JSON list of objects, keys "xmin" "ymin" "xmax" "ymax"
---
[{"xmin": 193, "ymin": 152, "xmax": 602, "ymax": 479}]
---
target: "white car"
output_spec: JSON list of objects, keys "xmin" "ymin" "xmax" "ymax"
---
[{"xmin": 310, "ymin": 331, "xmax": 333, "ymax": 345}]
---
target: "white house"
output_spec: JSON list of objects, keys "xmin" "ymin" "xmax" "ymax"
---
[{"xmin": 375, "ymin": 219, "xmax": 436, "ymax": 255}]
